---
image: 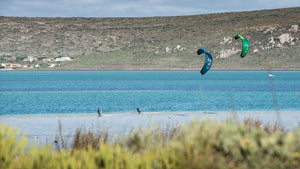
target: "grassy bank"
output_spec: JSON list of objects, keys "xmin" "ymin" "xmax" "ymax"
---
[{"xmin": 1, "ymin": 118, "xmax": 299, "ymax": 169}]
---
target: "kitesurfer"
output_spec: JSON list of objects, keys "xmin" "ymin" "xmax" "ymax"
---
[
  {"xmin": 137, "ymin": 106, "xmax": 141, "ymax": 114},
  {"xmin": 97, "ymin": 108, "xmax": 101, "ymax": 117}
]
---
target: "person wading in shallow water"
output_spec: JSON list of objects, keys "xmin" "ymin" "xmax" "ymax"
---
[
  {"xmin": 97, "ymin": 108, "xmax": 101, "ymax": 117},
  {"xmin": 137, "ymin": 106, "xmax": 141, "ymax": 114}
]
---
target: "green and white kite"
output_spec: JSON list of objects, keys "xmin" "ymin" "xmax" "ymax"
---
[{"xmin": 235, "ymin": 35, "xmax": 250, "ymax": 57}]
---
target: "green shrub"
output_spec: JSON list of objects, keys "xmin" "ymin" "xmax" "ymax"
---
[{"xmin": 1, "ymin": 119, "xmax": 299, "ymax": 169}]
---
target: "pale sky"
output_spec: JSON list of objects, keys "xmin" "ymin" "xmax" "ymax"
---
[{"xmin": 1, "ymin": 0, "xmax": 299, "ymax": 17}]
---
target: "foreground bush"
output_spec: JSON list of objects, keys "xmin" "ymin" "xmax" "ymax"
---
[{"xmin": 1, "ymin": 119, "xmax": 300, "ymax": 169}]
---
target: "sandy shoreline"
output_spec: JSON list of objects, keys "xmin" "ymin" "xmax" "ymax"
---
[{"xmin": 1, "ymin": 111, "xmax": 299, "ymax": 144}]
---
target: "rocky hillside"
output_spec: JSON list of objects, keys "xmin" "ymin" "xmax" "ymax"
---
[{"xmin": 0, "ymin": 7, "xmax": 299, "ymax": 70}]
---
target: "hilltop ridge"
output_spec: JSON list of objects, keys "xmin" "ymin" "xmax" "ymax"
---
[{"xmin": 0, "ymin": 7, "xmax": 299, "ymax": 70}]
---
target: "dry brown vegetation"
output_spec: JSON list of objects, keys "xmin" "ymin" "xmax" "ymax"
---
[{"xmin": 1, "ymin": 7, "xmax": 299, "ymax": 70}]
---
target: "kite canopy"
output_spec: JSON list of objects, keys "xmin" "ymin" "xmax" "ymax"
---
[
  {"xmin": 197, "ymin": 48, "xmax": 213, "ymax": 75},
  {"xmin": 235, "ymin": 35, "xmax": 250, "ymax": 57}
]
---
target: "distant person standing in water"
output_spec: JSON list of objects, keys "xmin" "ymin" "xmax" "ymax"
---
[
  {"xmin": 137, "ymin": 106, "xmax": 141, "ymax": 114},
  {"xmin": 97, "ymin": 108, "xmax": 101, "ymax": 117}
]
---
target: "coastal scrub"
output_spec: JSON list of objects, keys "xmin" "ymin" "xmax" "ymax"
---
[{"xmin": 1, "ymin": 119, "xmax": 299, "ymax": 169}]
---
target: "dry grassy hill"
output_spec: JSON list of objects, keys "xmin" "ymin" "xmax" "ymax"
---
[{"xmin": 0, "ymin": 7, "xmax": 299, "ymax": 70}]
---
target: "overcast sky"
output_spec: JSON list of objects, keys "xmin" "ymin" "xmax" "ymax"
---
[{"xmin": 1, "ymin": 0, "xmax": 299, "ymax": 17}]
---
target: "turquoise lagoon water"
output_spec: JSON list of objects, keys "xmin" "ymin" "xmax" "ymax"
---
[{"xmin": 1, "ymin": 70, "xmax": 299, "ymax": 115}]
